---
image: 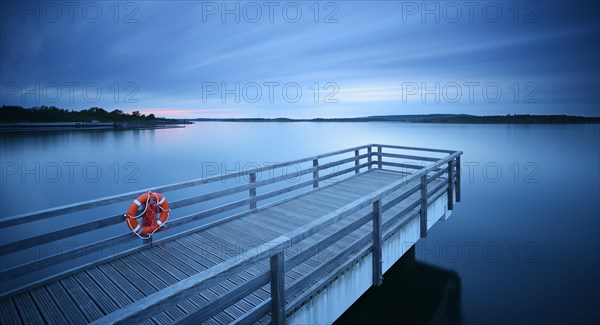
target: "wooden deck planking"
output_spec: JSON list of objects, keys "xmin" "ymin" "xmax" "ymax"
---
[
  {"xmin": 105, "ymin": 259, "xmax": 176, "ymax": 324},
  {"xmin": 207, "ymin": 224, "xmax": 305, "ymax": 285},
  {"xmin": 173, "ymin": 235, "xmax": 271, "ymax": 307},
  {"xmin": 59, "ymin": 277, "xmax": 104, "ymax": 322},
  {"xmin": 0, "ymin": 299, "xmax": 21, "ymax": 325},
  {"xmin": 29, "ymin": 287, "xmax": 68, "ymax": 324},
  {"xmin": 0, "ymin": 167, "xmax": 453, "ymax": 324},
  {"xmin": 12, "ymin": 293, "xmax": 44, "ymax": 324},
  {"xmin": 141, "ymin": 250, "xmax": 223, "ymax": 319},
  {"xmin": 145, "ymin": 246, "xmax": 260, "ymax": 318},
  {"xmin": 118, "ymin": 255, "xmax": 187, "ymax": 321},
  {"xmin": 45, "ymin": 281, "xmax": 88, "ymax": 324},
  {"xmin": 71, "ymin": 271, "xmax": 120, "ymax": 315}
]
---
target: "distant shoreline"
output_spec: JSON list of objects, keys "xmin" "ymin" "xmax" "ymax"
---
[
  {"xmin": 0, "ymin": 122, "xmax": 189, "ymax": 132},
  {"xmin": 191, "ymin": 114, "xmax": 600, "ymax": 124},
  {"xmin": 0, "ymin": 105, "xmax": 191, "ymax": 132}
]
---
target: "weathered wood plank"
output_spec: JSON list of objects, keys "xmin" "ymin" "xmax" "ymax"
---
[
  {"xmin": 60, "ymin": 277, "xmax": 104, "ymax": 322},
  {"xmin": 270, "ymin": 252, "xmax": 285, "ymax": 325},
  {"xmin": 45, "ymin": 281, "xmax": 88, "ymax": 324},
  {"xmin": 121, "ymin": 255, "xmax": 187, "ymax": 321},
  {"xmin": 372, "ymin": 200, "xmax": 383, "ymax": 286},
  {"xmin": 382, "ymin": 183, "xmax": 420, "ymax": 212},
  {"xmin": 420, "ymin": 174, "xmax": 428, "ymax": 238},
  {"xmin": 383, "ymin": 200, "xmax": 421, "ymax": 234},
  {"xmin": 380, "ymin": 152, "xmax": 439, "ymax": 162},
  {"xmin": 230, "ymin": 299, "xmax": 271, "ymax": 325},
  {"xmin": 13, "ymin": 293, "xmax": 44, "ymax": 324},
  {"xmin": 86, "ymin": 267, "xmax": 135, "ymax": 308},
  {"xmin": 374, "ymin": 143, "xmax": 455, "ymax": 154},
  {"xmin": 163, "ymin": 238, "xmax": 265, "ymax": 313},
  {"xmin": 249, "ymin": 172, "xmax": 257, "ymax": 210},
  {"xmin": 208, "ymin": 223, "xmax": 304, "ymax": 284},
  {"xmin": 0, "ymin": 233, "xmax": 134, "ymax": 284},
  {"xmin": 175, "ymin": 234, "xmax": 270, "ymax": 305},
  {"xmin": 175, "ymin": 272, "xmax": 269, "ymax": 324},
  {"xmin": 103, "ymin": 260, "xmax": 151, "ymax": 298},
  {"xmin": 185, "ymin": 232, "xmax": 270, "ymax": 283},
  {"xmin": 72, "ymin": 271, "xmax": 120, "ymax": 315},
  {"xmin": 381, "ymin": 161, "xmax": 424, "ymax": 170},
  {"xmin": 448, "ymin": 160, "xmax": 454, "ymax": 210},
  {"xmin": 137, "ymin": 251, "xmax": 204, "ymax": 316},
  {"xmin": 456, "ymin": 156, "xmax": 461, "ymax": 202},
  {"xmin": 107, "ymin": 259, "xmax": 177, "ymax": 325},
  {"xmin": 0, "ymin": 298, "xmax": 22, "ymax": 325},
  {"xmin": 285, "ymin": 212, "xmax": 372, "ymax": 272},
  {"xmin": 286, "ymin": 230, "xmax": 372, "ymax": 305},
  {"xmin": 318, "ymin": 162, "xmax": 370, "ymax": 184},
  {"xmin": 0, "ymin": 214, "xmax": 124, "ymax": 256},
  {"xmin": 354, "ymin": 150, "xmax": 360, "ymax": 174},
  {"xmin": 317, "ymin": 153, "xmax": 369, "ymax": 172},
  {"xmin": 312, "ymin": 159, "xmax": 319, "ymax": 188},
  {"xmin": 30, "ymin": 286, "xmax": 69, "ymax": 324}
]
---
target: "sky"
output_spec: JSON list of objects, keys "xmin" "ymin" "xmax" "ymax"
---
[{"xmin": 1, "ymin": 1, "xmax": 599, "ymax": 118}]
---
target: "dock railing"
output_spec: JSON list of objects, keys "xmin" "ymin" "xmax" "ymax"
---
[{"xmin": 0, "ymin": 144, "xmax": 462, "ymax": 322}]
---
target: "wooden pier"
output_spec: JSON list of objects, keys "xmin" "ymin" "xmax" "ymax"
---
[{"xmin": 0, "ymin": 144, "xmax": 462, "ymax": 324}]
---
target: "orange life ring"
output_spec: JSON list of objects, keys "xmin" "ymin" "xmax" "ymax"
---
[{"xmin": 125, "ymin": 191, "xmax": 170, "ymax": 238}]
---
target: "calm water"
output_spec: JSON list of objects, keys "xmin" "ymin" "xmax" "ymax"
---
[{"xmin": 1, "ymin": 122, "xmax": 599, "ymax": 324}]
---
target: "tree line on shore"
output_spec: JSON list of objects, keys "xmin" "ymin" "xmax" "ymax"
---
[{"xmin": 0, "ymin": 105, "xmax": 185, "ymax": 123}]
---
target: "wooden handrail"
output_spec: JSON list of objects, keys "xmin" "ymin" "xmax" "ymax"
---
[
  {"xmin": 0, "ymin": 144, "xmax": 462, "ymax": 310},
  {"xmin": 0, "ymin": 144, "xmax": 375, "ymax": 228}
]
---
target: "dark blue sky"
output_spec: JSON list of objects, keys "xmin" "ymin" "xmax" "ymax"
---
[{"xmin": 1, "ymin": 1, "xmax": 599, "ymax": 118}]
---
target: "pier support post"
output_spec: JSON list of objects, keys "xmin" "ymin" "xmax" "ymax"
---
[
  {"xmin": 456, "ymin": 156, "xmax": 461, "ymax": 202},
  {"xmin": 377, "ymin": 146, "xmax": 382, "ymax": 169},
  {"xmin": 372, "ymin": 199, "xmax": 383, "ymax": 286},
  {"xmin": 312, "ymin": 159, "xmax": 319, "ymax": 188},
  {"xmin": 368, "ymin": 147, "xmax": 372, "ymax": 170},
  {"xmin": 249, "ymin": 172, "xmax": 256, "ymax": 210},
  {"xmin": 420, "ymin": 174, "xmax": 428, "ymax": 238},
  {"xmin": 270, "ymin": 252, "xmax": 286, "ymax": 325},
  {"xmin": 354, "ymin": 150, "xmax": 360, "ymax": 174},
  {"xmin": 447, "ymin": 160, "xmax": 454, "ymax": 210}
]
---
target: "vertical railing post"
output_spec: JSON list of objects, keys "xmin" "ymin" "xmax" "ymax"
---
[
  {"xmin": 249, "ymin": 172, "xmax": 256, "ymax": 210},
  {"xmin": 312, "ymin": 159, "xmax": 319, "ymax": 188},
  {"xmin": 354, "ymin": 149, "xmax": 360, "ymax": 174},
  {"xmin": 270, "ymin": 252, "xmax": 285, "ymax": 325},
  {"xmin": 420, "ymin": 174, "xmax": 428, "ymax": 238},
  {"xmin": 143, "ymin": 237, "xmax": 152, "ymax": 245},
  {"xmin": 372, "ymin": 199, "xmax": 383, "ymax": 286},
  {"xmin": 447, "ymin": 160, "xmax": 454, "ymax": 211},
  {"xmin": 367, "ymin": 147, "xmax": 372, "ymax": 170},
  {"xmin": 455, "ymin": 155, "xmax": 461, "ymax": 202},
  {"xmin": 377, "ymin": 146, "xmax": 382, "ymax": 169}
]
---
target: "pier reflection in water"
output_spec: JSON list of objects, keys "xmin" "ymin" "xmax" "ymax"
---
[{"xmin": 336, "ymin": 245, "xmax": 461, "ymax": 325}]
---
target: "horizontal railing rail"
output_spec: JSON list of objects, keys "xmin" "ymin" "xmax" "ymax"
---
[
  {"xmin": 92, "ymin": 148, "xmax": 462, "ymax": 324},
  {"xmin": 0, "ymin": 144, "xmax": 375, "ymax": 228}
]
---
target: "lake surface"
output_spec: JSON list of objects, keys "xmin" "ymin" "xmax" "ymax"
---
[{"xmin": 1, "ymin": 122, "xmax": 598, "ymax": 324}]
